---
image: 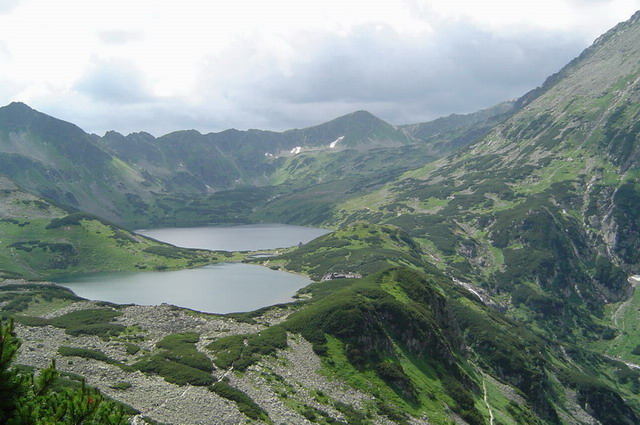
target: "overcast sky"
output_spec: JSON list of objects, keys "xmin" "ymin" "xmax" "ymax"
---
[{"xmin": 1, "ymin": 0, "xmax": 639, "ymax": 136}]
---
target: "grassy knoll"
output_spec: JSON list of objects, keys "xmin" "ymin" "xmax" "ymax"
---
[
  {"xmin": 0, "ymin": 213, "xmax": 218, "ymax": 279},
  {"xmin": 271, "ymin": 222, "xmax": 426, "ymax": 280}
]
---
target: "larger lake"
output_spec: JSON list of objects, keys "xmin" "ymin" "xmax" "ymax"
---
[{"xmin": 55, "ymin": 224, "xmax": 330, "ymax": 314}]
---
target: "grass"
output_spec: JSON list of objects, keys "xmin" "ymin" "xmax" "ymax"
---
[
  {"xmin": 207, "ymin": 326, "xmax": 288, "ymax": 371},
  {"xmin": 513, "ymin": 157, "xmax": 587, "ymax": 197},
  {"xmin": 0, "ymin": 284, "xmax": 80, "ymax": 318},
  {"xmin": 276, "ymin": 267, "xmax": 508, "ymax": 424},
  {"xmin": 275, "ymin": 223, "xmax": 426, "ymax": 280},
  {"xmin": 209, "ymin": 381, "xmax": 270, "ymax": 422},
  {"xmin": 0, "ymin": 207, "xmax": 218, "ymax": 279},
  {"xmin": 594, "ymin": 281, "xmax": 640, "ymax": 363},
  {"xmin": 58, "ymin": 346, "xmax": 115, "ymax": 363},
  {"xmin": 134, "ymin": 332, "xmax": 214, "ymax": 386},
  {"xmin": 7, "ymin": 306, "xmax": 128, "ymax": 340},
  {"xmin": 50, "ymin": 308, "xmax": 126, "ymax": 339}
]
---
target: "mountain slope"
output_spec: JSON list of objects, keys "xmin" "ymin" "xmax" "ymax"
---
[
  {"xmin": 0, "ymin": 175, "xmax": 215, "ymax": 279},
  {"xmin": 0, "ymin": 102, "xmax": 169, "ymax": 224},
  {"xmin": 321, "ymin": 12, "xmax": 640, "ymax": 344},
  {"xmin": 400, "ymin": 100, "xmax": 516, "ymax": 153},
  {"xmin": 1, "ymin": 101, "xmax": 505, "ymax": 227}
]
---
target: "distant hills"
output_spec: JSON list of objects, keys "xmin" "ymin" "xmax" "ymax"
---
[{"xmin": 0, "ymin": 94, "xmax": 513, "ymax": 226}]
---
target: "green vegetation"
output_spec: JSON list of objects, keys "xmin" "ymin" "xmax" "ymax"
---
[
  {"xmin": 559, "ymin": 369, "xmax": 639, "ymax": 424},
  {"xmin": 0, "ymin": 319, "xmax": 131, "ymax": 424},
  {"xmin": 9, "ymin": 307, "xmax": 127, "ymax": 340},
  {"xmin": 58, "ymin": 346, "xmax": 114, "ymax": 363},
  {"xmin": 0, "ymin": 198, "xmax": 217, "ymax": 279},
  {"xmin": 45, "ymin": 213, "xmax": 99, "ymax": 229},
  {"xmin": 125, "ymin": 343, "xmax": 140, "ymax": 355},
  {"xmin": 57, "ymin": 346, "xmax": 134, "ymax": 372},
  {"xmin": 0, "ymin": 283, "xmax": 80, "ymax": 317},
  {"xmin": 109, "ymin": 382, "xmax": 132, "ymax": 391},
  {"xmin": 273, "ymin": 223, "xmax": 425, "ymax": 280},
  {"xmin": 209, "ymin": 381, "xmax": 270, "ymax": 422},
  {"xmin": 207, "ymin": 326, "xmax": 287, "ymax": 371},
  {"xmin": 134, "ymin": 332, "xmax": 214, "ymax": 386},
  {"xmin": 441, "ymin": 376, "xmax": 485, "ymax": 425},
  {"xmin": 50, "ymin": 309, "xmax": 126, "ymax": 339},
  {"xmin": 279, "ymin": 268, "xmax": 477, "ymax": 421}
]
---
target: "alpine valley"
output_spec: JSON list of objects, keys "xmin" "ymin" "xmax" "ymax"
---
[{"xmin": 1, "ymin": 11, "xmax": 640, "ymax": 425}]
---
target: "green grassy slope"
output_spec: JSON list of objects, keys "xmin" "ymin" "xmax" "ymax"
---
[{"xmin": 0, "ymin": 176, "xmax": 216, "ymax": 279}]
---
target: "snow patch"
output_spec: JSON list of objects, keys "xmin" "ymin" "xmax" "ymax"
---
[
  {"xmin": 264, "ymin": 152, "xmax": 273, "ymax": 157},
  {"xmin": 290, "ymin": 146, "xmax": 302, "ymax": 155},
  {"xmin": 329, "ymin": 136, "xmax": 344, "ymax": 149}
]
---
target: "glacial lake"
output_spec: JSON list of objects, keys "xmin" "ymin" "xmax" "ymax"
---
[
  {"xmin": 136, "ymin": 223, "xmax": 330, "ymax": 251},
  {"xmin": 55, "ymin": 224, "xmax": 331, "ymax": 314}
]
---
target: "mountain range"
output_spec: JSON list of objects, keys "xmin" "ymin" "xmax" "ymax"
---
[{"xmin": 1, "ymin": 10, "xmax": 640, "ymax": 425}]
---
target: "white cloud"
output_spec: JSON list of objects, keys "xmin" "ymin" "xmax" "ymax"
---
[
  {"xmin": 74, "ymin": 59, "xmax": 152, "ymax": 104},
  {"xmin": 0, "ymin": 0, "xmax": 638, "ymax": 134},
  {"xmin": 98, "ymin": 31, "xmax": 144, "ymax": 45},
  {"xmin": 0, "ymin": 0, "xmax": 20, "ymax": 14}
]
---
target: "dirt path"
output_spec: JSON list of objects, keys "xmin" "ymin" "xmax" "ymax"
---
[{"xmin": 482, "ymin": 376, "xmax": 495, "ymax": 425}]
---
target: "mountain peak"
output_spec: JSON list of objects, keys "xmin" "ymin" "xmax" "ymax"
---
[
  {"xmin": 332, "ymin": 110, "xmax": 387, "ymax": 125},
  {"xmin": 0, "ymin": 101, "xmax": 37, "ymax": 118},
  {"xmin": 0, "ymin": 102, "xmax": 52, "ymax": 131},
  {"xmin": 346, "ymin": 110, "xmax": 378, "ymax": 118},
  {"xmin": 5, "ymin": 101, "xmax": 33, "ymax": 110}
]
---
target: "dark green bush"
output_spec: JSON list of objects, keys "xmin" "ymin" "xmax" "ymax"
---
[
  {"xmin": 65, "ymin": 323, "xmax": 126, "ymax": 338},
  {"xmin": 50, "ymin": 309, "xmax": 125, "ymax": 339},
  {"xmin": 125, "ymin": 343, "xmax": 140, "ymax": 355},
  {"xmin": 134, "ymin": 355, "xmax": 214, "ymax": 386},
  {"xmin": 58, "ymin": 346, "xmax": 113, "ymax": 363},
  {"xmin": 209, "ymin": 381, "xmax": 269, "ymax": 421},
  {"xmin": 45, "ymin": 213, "xmax": 96, "ymax": 229},
  {"xmin": 134, "ymin": 332, "xmax": 213, "ymax": 386},
  {"xmin": 442, "ymin": 376, "xmax": 485, "ymax": 425},
  {"xmin": 559, "ymin": 369, "xmax": 639, "ymax": 424},
  {"xmin": 207, "ymin": 327, "xmax": 288, "ymax": 371},
  {"xmin": 110, "ymin": 381, "xmax": 132, "ymax": 390},
  {"xmin": 143, "ymin": 246, "xmax": 191, "ymax": 259}
]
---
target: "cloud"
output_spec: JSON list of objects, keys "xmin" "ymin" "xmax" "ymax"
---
[
  {"xmin": 2, "ymin": 0, "xmax": 638, "ymax": 135},
  {"xmin": 190, "ymin": 20, "xmax": 587, "ymax": 129},
  {"xmin": 74, "ymin": 59, "xmax": 151, "ymax": 104},
  {"xmin": 0, "ymin": 0, "xmax": 20, "ymax": 14},
  {"xmin": 98, "ymin": 31, "xmax": 143, "ymax": 45}
]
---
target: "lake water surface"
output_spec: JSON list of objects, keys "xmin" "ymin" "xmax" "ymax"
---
[
  {"xmin": 136, "ymin": 223, "xmax": 330, "ymax": 251},
  {"xmin": 55, "ymin": 224, "xmax": 330, "ymax": 313}
]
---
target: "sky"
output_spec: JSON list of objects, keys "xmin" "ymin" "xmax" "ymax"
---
[{"xmin": 0, "ymin": 0, "xmax": 639, "ymax": 136}]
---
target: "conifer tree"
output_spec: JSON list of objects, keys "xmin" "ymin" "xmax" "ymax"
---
[{"xmin": 0, "ymin": 319, "xmax": 129, "ymax": 424}]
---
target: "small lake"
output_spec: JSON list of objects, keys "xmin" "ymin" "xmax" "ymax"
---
[
  {"xmin": 55, "ymin": 224, "xmax": 330, "ymax": 313},
  {"xmin": 136, "ymin": 223, "xmax": 330, "ymax": 251}
]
